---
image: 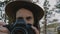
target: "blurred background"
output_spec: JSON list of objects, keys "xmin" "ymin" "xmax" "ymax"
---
[{"xmin": 0, "ymin": 0, "xmax": 60, "ymax": 34}]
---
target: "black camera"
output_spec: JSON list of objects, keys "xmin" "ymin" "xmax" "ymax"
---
[{"xmin": 5, "ymin": 18, "xmax": 35, "ymax": 34}]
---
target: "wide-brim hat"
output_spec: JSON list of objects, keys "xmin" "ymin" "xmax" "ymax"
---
[{"xmin": 5, "ymin": 1, "xmax": 44, "ymax": 23}]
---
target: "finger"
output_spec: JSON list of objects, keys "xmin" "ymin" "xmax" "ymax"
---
[
  {"xmin": 0, "ymin": 26, "xmax": 9, "ymax": 33},
  {"xmin": 0, "ymin": 32, "xmax": 8, "ymax": 34},
  {"xmin": 31, "ymin": 26, "xmax": 39, "ymax": 34},
  {"xmin": 0, "ymin": 22, "xmax": 6, "ymax": 26}
]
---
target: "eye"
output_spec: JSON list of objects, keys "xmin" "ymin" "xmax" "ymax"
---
[{"xmin": 26, "ymin": 17, "xmax": 32, "ymax": 20}]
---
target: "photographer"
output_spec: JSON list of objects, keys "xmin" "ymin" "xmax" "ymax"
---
[{"xmin": 0, "ymin": 1, "xmax": 44, "ymax": 34}]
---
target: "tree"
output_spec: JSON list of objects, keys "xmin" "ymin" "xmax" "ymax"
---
[
  {"xmin": 0, "ymin": 0, "xmax": 9, "ymax": 22},
  {"xmin": 55, "ymin": 0, "xmax": 60, "ymax": 13},
  {"xmin": 43, "ymin": 0, "xmax": 50, "ymax": 34}
]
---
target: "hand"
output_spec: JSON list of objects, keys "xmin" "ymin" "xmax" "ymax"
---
[
  {"xmin": 31, "ymin": 26, "xmax": 40, "ymax": 34},
  {"xmin": 0, "ymin": 22, "xmax": 9, "ymax": 34}
]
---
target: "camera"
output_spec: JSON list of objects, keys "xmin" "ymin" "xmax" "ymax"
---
[{"xmin": 5, "ymin": 18, "xmax": 35, "ymax": 34}]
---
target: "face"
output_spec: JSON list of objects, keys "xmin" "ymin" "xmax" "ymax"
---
[{"xmin": 16, "ymin": 8, "xmax": 34, "ymax": 25}]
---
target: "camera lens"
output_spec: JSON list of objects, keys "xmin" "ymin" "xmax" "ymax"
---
[
  {"xmin": 14, "ymin": 30, "xmax": 25, "ymax": 34},
  {"xmin": 11, "ymin": 27, "xmax": 28, "ymax": 34}
]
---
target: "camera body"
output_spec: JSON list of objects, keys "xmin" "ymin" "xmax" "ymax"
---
[{"xmin": 6, "ymin": 19, "xmax": 35, "ymax": 34}]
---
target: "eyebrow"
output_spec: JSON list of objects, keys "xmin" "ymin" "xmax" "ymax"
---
[
  {"xmin": 17, "ymin": 16, "xmax": 33, "ymax": 19},
  {"xmin": 17, "ymin": 17, "xmax": 23, "ymax": 19},
  {"xmin": 26, "ymin": 16, "xmax": 32, "ymax": 19}
]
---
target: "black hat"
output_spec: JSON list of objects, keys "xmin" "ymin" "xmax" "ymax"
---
[{"xmin": 5, "ymin": 1, "xmax": 44, "ymax": 23}]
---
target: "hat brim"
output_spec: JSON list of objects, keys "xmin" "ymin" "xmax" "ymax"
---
[{"xmin": 5, "ymin": 1, "xmax": 44, "ymax": 21}]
